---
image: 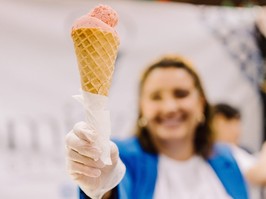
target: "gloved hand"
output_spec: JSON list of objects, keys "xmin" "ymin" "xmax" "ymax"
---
[{"xmin": 65, "ymin": 121, "xmax": 126, "ymax": 199}]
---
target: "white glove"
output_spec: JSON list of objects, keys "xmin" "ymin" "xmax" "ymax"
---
[{"xmin": 65, "ymin": 121, "xmax": 126, "ymax": 199}]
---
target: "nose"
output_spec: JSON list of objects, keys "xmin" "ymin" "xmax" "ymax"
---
[{"xmin": 161, "ymin": 98, "xmax": 178, "ymax": 114}]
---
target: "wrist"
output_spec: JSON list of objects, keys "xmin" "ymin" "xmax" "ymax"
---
[
  {"xmin": 82, "ymin": 158, "xmax": 126, "ymax": 199},
  {"xmin": 103, "ymin": 158, "xmax": 126, "ymax": 191}
]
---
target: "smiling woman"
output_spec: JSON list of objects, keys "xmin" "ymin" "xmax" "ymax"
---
[
  {"xmin": 65, "ymin": 54, "xmax": 265, "ymax": 199},
  {"xmin": 136, "ymin": 55, "xmax": 212, "ymax": 160}
]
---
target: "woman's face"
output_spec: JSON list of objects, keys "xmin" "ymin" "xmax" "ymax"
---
[{"xmin": 140, "ymin": 67, "xmax": 205, "ymax": 143}]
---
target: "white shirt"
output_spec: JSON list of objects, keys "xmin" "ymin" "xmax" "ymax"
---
[
  {"xmin": 154, "ymin": 154, "xmax": 232, "ymax": 199},
  {"xmin": 154, "ymin": 146, "xmax": 261, "ymax": 199}
]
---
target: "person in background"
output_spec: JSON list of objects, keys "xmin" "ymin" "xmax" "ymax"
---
[
  {"xmin": 211, "ymin": 103, "xmax": 242, "ymax": 146},
  {"xmin": 65, "ymin": 55, "xmax": 265, "ymax": 199},
  {"xmin": 211, "ymin": 103, "xmax": 266, "ymax": 196}
]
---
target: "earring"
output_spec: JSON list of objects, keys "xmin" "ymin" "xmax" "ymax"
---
[{"xmin": 138, "ymin": 117, "xmax": 148, "ymax": 127}]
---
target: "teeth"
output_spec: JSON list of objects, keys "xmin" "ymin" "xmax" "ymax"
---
[{"xmin": 161, "ymin": 117, "xmax": 182, "ymax": 127}]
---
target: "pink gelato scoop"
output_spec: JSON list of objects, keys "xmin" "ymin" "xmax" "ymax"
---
[{"xmin": 72, "ymin": 4, "xmax": 119, "ymax": 36}]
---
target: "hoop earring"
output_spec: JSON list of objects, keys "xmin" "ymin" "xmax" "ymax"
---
[{"xmin": 138, "ymin": 117, "xmax": 148, "ymax": 127}]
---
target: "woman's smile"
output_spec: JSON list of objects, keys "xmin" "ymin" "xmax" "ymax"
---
[{"xmin": 155, "ymin": 113, "xmax": 186, "ymax": 129}]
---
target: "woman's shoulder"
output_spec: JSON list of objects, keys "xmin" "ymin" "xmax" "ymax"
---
[
  {"xmin": 212, "ymin": 142, "xmax": 233, "ymax": 155},
  {"xmin": 208, "ymin": 142, "xmax": 237, "ymax": 165},
  {"xmin": 212, "ymin": 142, "xmax": 255, "ymax": 164},
  {"xmin": 208, "ymin": 142, "xmax": 254, "ymax": 175},
  {"xmin": 208, "ymin": 142, "xmax": 250, "ymax": 199}
]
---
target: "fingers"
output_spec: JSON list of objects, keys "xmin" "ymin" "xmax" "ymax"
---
[
  {"xmin": 73, "ymin": 121, "xmax": 97, "ymax": 143},
  {"xmin": 69, "ymin": 173, "xmax": 100, "ymax": 191},
  {"xmin": 67, "ymin": 147, "xmax": 105, "ymax": 169},
  {"xmin": 110, "ymin": 141, "xmax": 119, "ymax": 165},
  {"xmin": 65, "ymin": 131, "xmax": 102, "ymax": 160},
  {"xmin": 67, "ymin": 160, "xmax": 101, "ymax": 178}
]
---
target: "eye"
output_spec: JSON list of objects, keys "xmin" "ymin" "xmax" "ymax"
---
[
  {"xmin": 173, "ymin": 89, "xmax": 189, "ymax": 98},
  {"xmin": 150, "ymin": 92, "xmax": 161, "ymax": 100}
]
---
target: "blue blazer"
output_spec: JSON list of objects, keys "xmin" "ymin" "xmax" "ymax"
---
[{"xmin": 80, "ymin": 137, "xmax": 249, "ymax": 199}]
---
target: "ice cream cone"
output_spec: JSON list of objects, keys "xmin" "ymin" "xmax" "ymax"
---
[
  {"xmin": 71, "ymin": 28, "xmax": 119, "ymax": 96},
  {"xmin": 70, "ymin": 5, "xmax": 119, "ymax": 165},
  {"xmin": 71, "ymin": 4, "xmax": 119, "ymax": 96}
]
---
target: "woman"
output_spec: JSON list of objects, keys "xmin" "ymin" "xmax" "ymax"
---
[{"xmin": 66, "ymin": 55, "xmax": 250, "ymax": 199}]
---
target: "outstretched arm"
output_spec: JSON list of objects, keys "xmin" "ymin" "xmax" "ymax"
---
[{"xmin": 65, "ymin": 121, "xmax": 125, "ymax": 199}]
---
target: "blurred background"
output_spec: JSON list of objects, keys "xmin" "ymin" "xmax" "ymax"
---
[{"xmin": 0, "ymin": 0, "xmax": 265, "ymax": 198}]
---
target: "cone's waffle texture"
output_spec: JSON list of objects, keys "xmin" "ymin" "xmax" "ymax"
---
[{"xmin": 72, "ymin": 27, "xmax": 119, "ymax": 96}]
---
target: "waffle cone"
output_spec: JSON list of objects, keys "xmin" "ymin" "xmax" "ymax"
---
[{"xmin": 71, "ymin": 28, "xmax": 119, "ymax": 96}]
